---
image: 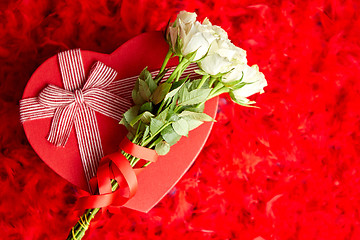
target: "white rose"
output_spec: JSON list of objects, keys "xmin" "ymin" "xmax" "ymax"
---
[
  {"xmin": 222, "ymin": 64, "xmax": 246, "ymax": 83},
  {"xmin": 167, "ymin": 11, "xmax": 197, "ymax": 52},
  {"xmin": 167, "ymin": 11, "xmax": 218, "ymax": 61},
  {"xmin": 181, "ymin": 21, "xmax": 217, "ymax": 60},
  {"xmin": 199, "ymin": 39, "xmax": 247, "ymax": 77},
  {"xmin": 202, "ymin": 18, "xmax": 228, "ymax": 40},
  {"xmin": 232, "ymin": 64, "xmax": 267, "ymax": 99},
  {"xmin": 199, "ymin": 52, "xmax": 232, "ymax": 75},
  {"xmin": 177, "ymin": 10, "xmax": 197, "ymax": 25}
]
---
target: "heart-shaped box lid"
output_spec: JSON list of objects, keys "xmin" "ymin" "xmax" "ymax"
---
[{"xmin": 22, "ymin": 31, "xmax": 218, "ymax": 213}]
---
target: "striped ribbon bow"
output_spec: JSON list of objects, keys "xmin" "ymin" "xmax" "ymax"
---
[{"xmin": 20, "ymin": 49, "xmax": 132, "ymax": 190}]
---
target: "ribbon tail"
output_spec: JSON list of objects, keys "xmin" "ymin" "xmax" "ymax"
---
[{"xmin": 74, "ymin": 104, "xmax": 104, "ymax": 192}]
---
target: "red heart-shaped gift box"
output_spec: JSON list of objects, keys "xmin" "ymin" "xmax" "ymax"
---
[{"xmin": 21, "ymin": 31, "xmax": 218, "ymax": 213}]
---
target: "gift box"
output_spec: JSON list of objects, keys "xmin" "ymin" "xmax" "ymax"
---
[{"xmin": 20, "ymin": 31, "xmax": 218, "ymax": 213}]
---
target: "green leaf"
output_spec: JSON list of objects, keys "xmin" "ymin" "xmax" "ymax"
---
[
  {"xmin": 132, "ymin": 80, "xmax": 145, "ymax": 105},
  {"xmin": 132, "ymin": 91, "xmax": 144, "ymax": 105},
  {"xmin": 184, "ymin": 80, "xmax": 192, "ymax": 90},
  {"xmin": 183, "ymin": 118, "xmax": 204, "ymax": 131},
  {"xmin": 139, "ymin": 67, "xmax": 151, "ymax": 80},
  {"xmin": 228, "ymin": 81, "xmax": 257, "ymax": 91},
  {"xmin": 164, "ymin": 80, "xmax": 186, "ymax": 102},
  {"xmin": 152, "ymin": 82, "xmax": 172, "ymax": 104},
  {"xmin": 210, "ymin": 86, "xmax": 230, "ymax": 98},
  {"xmin": 223, "ymin": 72, "xmax": 244, "ymax": 89},
  {"xmin": 230, "ymin": 82, "xmax": 247, "ymax": 91},
  {"xmin": 148, "ymin": 79, "xmax": 158, "ymax": 93},
  {"xmin": 119, "ymin": 117, "xmax": 126, "ymax": 125},
  {"xmin": 171, "ymin": 76, "xmax": 188, "ymax": 90},
  {"xmin": 140, "ymin": 68, "xmax": 157, "ymax": 93},
  {"xmin": 178, "ymin": 84, "xmax": 189, "ymax": 103},
  {"xmin": 188, "ymin": 78, "xmax": 210, "ymax": 91},
  {"xmin": 120, "ymin": 116, "xmax": 136, "ymax": 135},
  {"xmin": 175, "ymin": 37, "xmax": 183, "ymax": 56},
  {"xmin": 155, "ymin": 141, "xmax": 170, "ymax": 155},
  {"xmin": 130, "ymin": 111, "xmax": 154, "ymax": 126},
  {"xmin": 123, "ymin": 106, "xmax": 140, "ymax": 124},
  {"xmin": 138, "ymin": 120, "xmax": 146, "ymax": 132},
  {"xmin": 169, "ymin": 92, "xmax": 179, "ymax": 110},
  {"xmin": 172, "ymin": 118, "xmax": 189, "ymax": 136},
  {"xmin": 156, "ymin": 108, "xmax": 169, "ymax": 122},
  {"xmin": 184, "ymin": 49, "xmax": 197, "ymax": 61},
  {"xmin": 150, "ymin": 118, "xmax": 164, "ymax": 135},
  {"xmin": 184, "ymin": 103, "xmax": 205, "ymax": 113},
  {"xmin": 140, "ymin": 102, "xmax": 153, "ymax": 113},
  {"xmin": 179, "ymin": 110, "xmax": 215, "ymax": 122},
  {"xmin": 221, "ymin": 75, "xmax": 253, "ymax": 91},
  {"xmin": 154, "ymin": 68, "xmax": 169, "ymax": 83},
  {"xmin": 138, "ymin": 79, "xmax": 151, "ymax": 101},
  {"xmin": 120, "ymin": 116, "xmax": 130, "ymax": 130},
  {"xmin": 229, "ymin": 91, "xmax": 257, "ymax": 108},
  {"xmin": 167, "ymin": 109, "xmax": 180, "ymax": 122},
  {"xmin": 161, "ymin": 125, "xmax": 182, "ymax": 146},
  {"xmin": 178, "ymin": 88, "xmax": 211, "ymax": 106}
]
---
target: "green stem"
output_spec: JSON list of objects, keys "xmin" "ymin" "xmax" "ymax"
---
[
  {"xmin": 156, "ymin": 98, "xmax": 167, "ymax": 115},
  {"xmin": 129, "ymin": 155, "xmax": 137, "ymax": 166},
  {"xmin": 174, "ymin": 105, "xmax": 183, "ymax": 114},
  {"xmin": 166, "ymin": 58, "xmax": 189, "ymax": 83},
  {"xmin": 141, "ymin": 122, "xmax": 172, "ymax": 147},
  {"xmin": 197, "ymin": 75, "xmax": 210, "ymax": 89},
  {"xmin": 175, "ymin": 61, "xmax": 191, "ymax": 82},
  {"xmin": 211, "ymin": 82, "xmax": 224, "ymax": 94},
  {"xmin": 207, "ymin": 84, "xmax": 230, "ymax": 100},
  {"xmin": 133, "ymin": 121, "xmax": 142, "ymax": 143},
  {"xmin": 209, "ymin": 76, "xmax": 217, "ymax": 88},
  {"xmin": 159, "ymin": 49, "xmax": 172, "ymax": 76}
]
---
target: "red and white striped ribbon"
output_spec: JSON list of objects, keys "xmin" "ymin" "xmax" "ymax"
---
[{"xmin": 20, "ymin": 49, "xmax": 199, "ymax": 192}]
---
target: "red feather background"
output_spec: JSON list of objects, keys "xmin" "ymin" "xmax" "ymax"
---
[{"xmin": 1, "ymin": 0, "xmax": 360, "ymax": 239}]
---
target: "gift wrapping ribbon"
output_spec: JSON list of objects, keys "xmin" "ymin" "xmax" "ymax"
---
[
  {"xmin": 76, "ymin": 136, "xmax": 158, "ymax": 210},
  {"xmin": 20, "ymin": 49, "xmax": 199, "ymax": 209}
]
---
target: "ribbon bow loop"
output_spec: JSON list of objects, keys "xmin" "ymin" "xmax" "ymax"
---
[
  {"xmin": 38, "ymin": 84, "xmax": 75, "ymax": 109},
  {"xmin": 82, "ymin": 61, "xmax": 118, "ymax": 91}
]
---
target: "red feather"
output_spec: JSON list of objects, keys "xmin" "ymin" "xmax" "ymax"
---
[{"xmin": 1, "ymin": 0, "xmax": 360, "ymax": 239}]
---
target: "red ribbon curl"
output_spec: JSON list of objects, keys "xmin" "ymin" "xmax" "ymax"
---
[{"xmin": 76, "ymin": 137, "xmax": 158, "ymax": 210}]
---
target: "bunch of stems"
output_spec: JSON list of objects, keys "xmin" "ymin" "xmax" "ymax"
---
[{"xmin": 66, "ymin": 49, "xmax": 226, "ymax": 240}]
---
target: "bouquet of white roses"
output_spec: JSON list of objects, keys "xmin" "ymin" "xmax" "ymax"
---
[{"xmin": 68, "ymin": 10, "xmax": 267, "ymax": 240}]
